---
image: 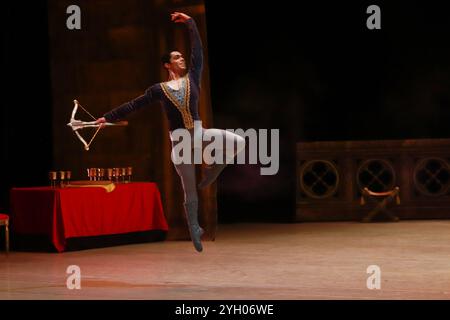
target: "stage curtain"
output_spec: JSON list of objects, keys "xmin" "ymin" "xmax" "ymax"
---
[{"xmin": 47, "ymin": 0, "xmax": 217, "ymax": 241}]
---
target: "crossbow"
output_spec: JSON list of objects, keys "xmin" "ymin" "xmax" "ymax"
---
[{"xmin": 67, "ymin": 100, "xmax": 128, "ymax": 151}]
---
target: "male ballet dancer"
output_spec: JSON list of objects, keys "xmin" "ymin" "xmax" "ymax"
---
[{"xmin": 96, "ymin": 12, "xmax": 245, "ymax": 252}]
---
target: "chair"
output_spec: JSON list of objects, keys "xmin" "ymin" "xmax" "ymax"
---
[
  {"xmin": 0, "ymin": 214, "xmax": 9, "ymax": 253},
  {"xmin": 360, "ymin": 187, "xmax": 400, "ymax": 222}
]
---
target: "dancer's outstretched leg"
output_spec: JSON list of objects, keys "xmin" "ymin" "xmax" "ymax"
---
[
  {"xmin": 198, "ymin": 149, "xmax": 227, "ymax": 189},
  {"xmin": 198, "ymin": 129, "xmax": 246, "ymax": 189}
]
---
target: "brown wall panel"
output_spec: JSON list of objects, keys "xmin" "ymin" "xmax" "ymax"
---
[{"xmin": 297, "ymin": 139, "xmax": 450, "ymax": 221}]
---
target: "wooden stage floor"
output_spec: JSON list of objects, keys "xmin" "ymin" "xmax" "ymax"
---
[{"xmin": 1, "ymin": 221, "xmax": 450, "ymax": 300}]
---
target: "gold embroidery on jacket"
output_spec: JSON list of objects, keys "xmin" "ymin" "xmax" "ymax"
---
[{"xmin": 161, "ymin": 75, "xmax": 193, "ymax": 129}]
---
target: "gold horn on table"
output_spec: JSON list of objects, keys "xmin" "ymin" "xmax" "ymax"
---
[{"xmin": 64, "ymin": 180, "xmax": 116, "ymax": 193}]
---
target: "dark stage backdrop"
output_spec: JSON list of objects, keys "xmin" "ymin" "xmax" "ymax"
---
[
  {"xmin": 2, "ymin": 1, "xmax": 450, "ymax": 223},
  {"xmin": 2, "ymin": 2, "xmax": 52, "ymax": 212},
  {"xmin": 205, "ymin": 1, "xmax": 450, "ymax": 222}
]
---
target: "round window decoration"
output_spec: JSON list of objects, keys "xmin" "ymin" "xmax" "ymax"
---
[
  {"xmin": 299, "ymin": 160, "xmax": 339, "ymax": 199},
  {"xmin": 357, "ymin": 159, "xmax": 395, "ymax": 192},
  {"xmin": 414, "ymin": 157, "xmax": 450, "ymax": 197}
]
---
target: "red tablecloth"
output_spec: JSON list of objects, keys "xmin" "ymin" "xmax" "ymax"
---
[{"xmin": 10, "ymin": 182, "xmax": 168, "ymax": 252}]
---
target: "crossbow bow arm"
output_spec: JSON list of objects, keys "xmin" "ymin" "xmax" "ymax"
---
[
  {"xmin": 67, "ymin": 120, "xmax": 129, "ymax": 131},
  {"xmin": 68, "ymin": 99, "xmax": 128, "ymax": 151}
]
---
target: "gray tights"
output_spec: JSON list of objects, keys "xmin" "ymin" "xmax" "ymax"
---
[{"xmin": 171, "ymin": 127, "xmax": 245, "ymax": 204}]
